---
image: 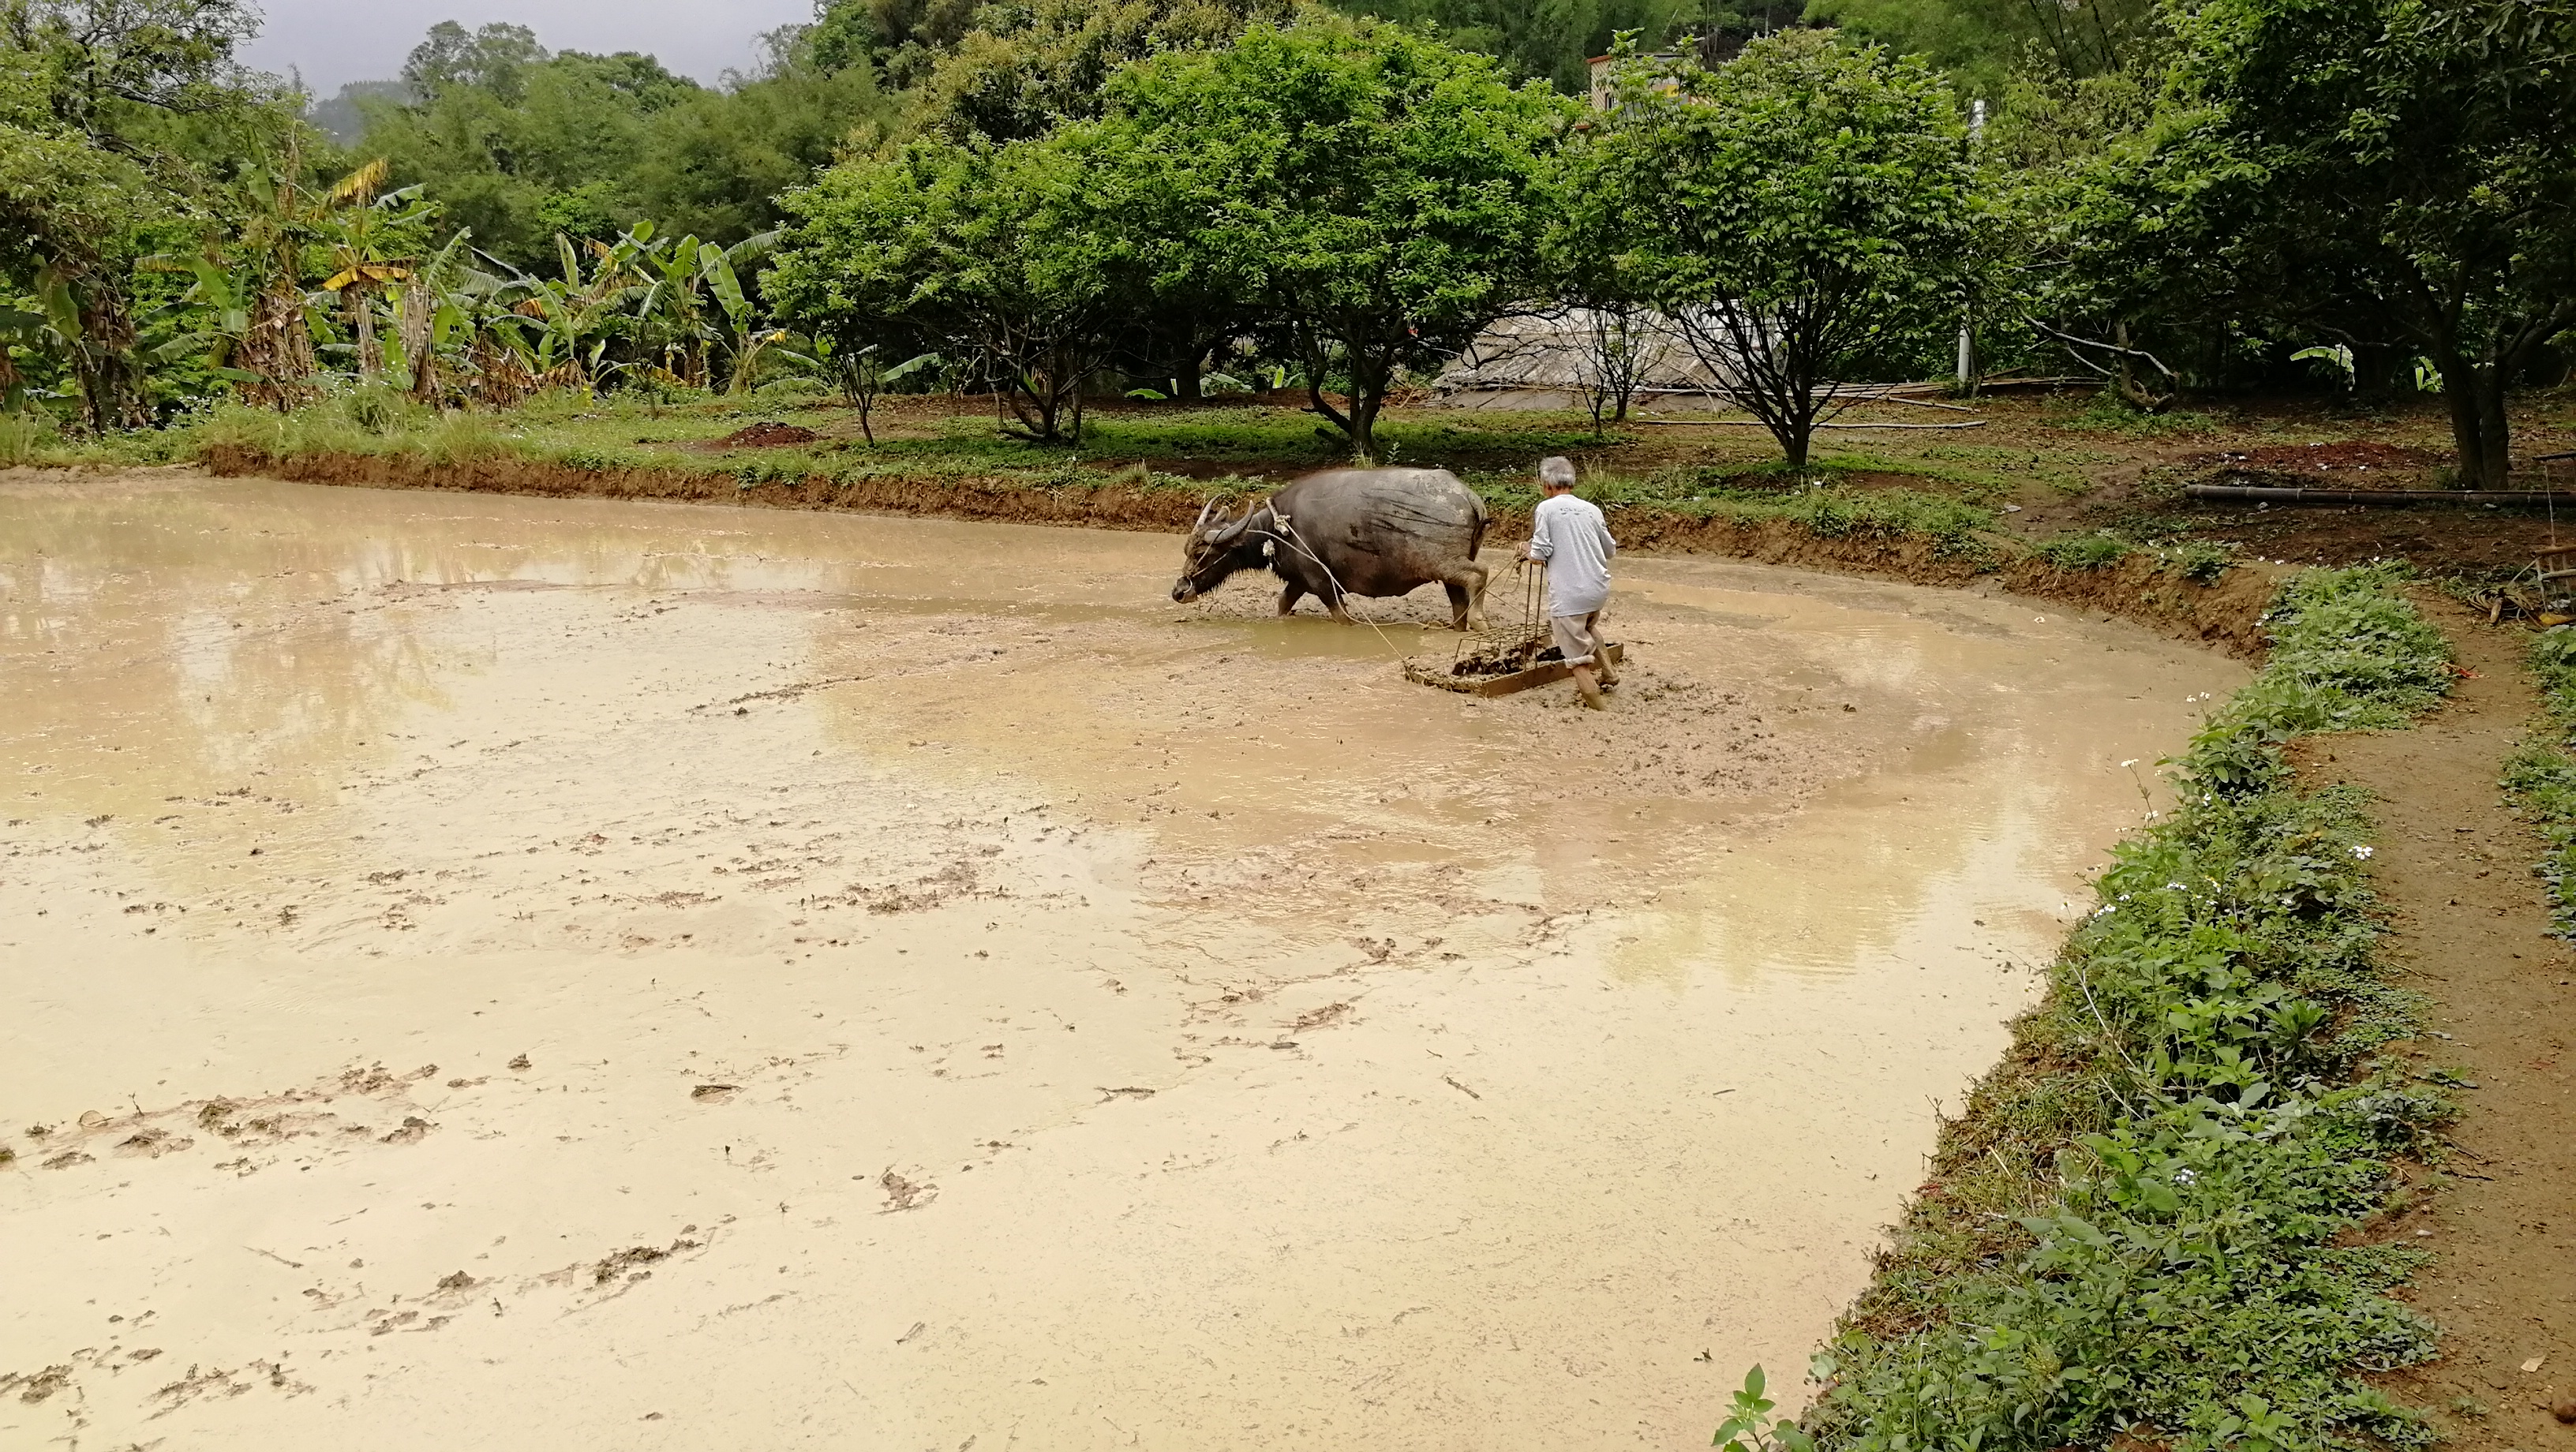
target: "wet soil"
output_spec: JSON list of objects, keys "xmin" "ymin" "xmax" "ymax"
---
[
  {"xmin": 2298, "ymin": 602, "xmax": 2576, "ymax": 1448},
  {"xmin": 190, "ymin": 450, "xmax": 2280, "ymax": 661},
  {"xmin": 713, "ymin": 421, "xmax": 822, "ymax": 448},
  {"xmin": 0, "ymin": 473, "xmax": 2242, "ymax": 1450}
]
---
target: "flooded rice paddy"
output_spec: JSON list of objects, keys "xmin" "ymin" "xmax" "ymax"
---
[{"xmin": 0, "ymin": 472, "xmax": 2244, "ymax": 1449}]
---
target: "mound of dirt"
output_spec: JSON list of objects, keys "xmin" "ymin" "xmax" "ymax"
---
[{"xmin": 717, "ymin": 422, "xmax": 822, "ymax": 449}]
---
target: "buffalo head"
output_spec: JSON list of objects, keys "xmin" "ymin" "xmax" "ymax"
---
[{"xmin": 1171, "ymin": 497, "xmax": 1270, "ymax": 602}]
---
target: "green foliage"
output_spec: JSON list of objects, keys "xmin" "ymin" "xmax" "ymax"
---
[
  {"xmin": 1, "ymin": 0, "xmax": 286, "ymax": 429},
  {"xmin": 354, "ymin": 23, "xmax": 897, "ymax": 271},
  {"xmin": 1095, "ymin": 16, "xmax": 1572, "ymax": 462},
  {"xmin": 907, "ymin": 0, "xmax": 1293, "ymax": 143},
  {"xmin": 1807, "ymin": 0, "xmax": 2157, "ymax": 102},
  {"xmin": 771, "ymin": 130, "xmax": 1123, "ymax": 443},
  {"xmin": 1798, "ymin": 567, "xmax": 2454, "ymax": 1452},
  {"xmin": 2065, "ymin": 0, "xmax": 2576, "ymax": 484},
  {"xmin": 1715, "ymin": 1366, "xmax": 1819, "ymax": 1452},
  {"xmin": 1592, "ymin": 32, "xmax": 1973, "ymax": 467},
  {"xmin": 1319, "ymin": 0, "xmax": 1712, "ymax": 93}
]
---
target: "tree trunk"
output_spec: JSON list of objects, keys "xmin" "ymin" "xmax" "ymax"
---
[
  {"xmin": 1350, "ymin": 387, "xmax": 1382, "ymax": 464},
  {"xmin": 400, "ymin": 286, "xmax": 436, "ymax": 402},
  {"xmin": 1778, "ymin": 419, "xmax": 1811, "ymax": 469},
  {"xmin": 245, "ymin": 283, "xmax": 317, "ymax": 410},
  {"xmin": 2444, "ymin": 362, "xmax": 2513, "ymax": 488},
  {"xmin": 2351, "ymin": 342, "xmax": 2398, "ymax": 406},
  {"xmin": 1172, "ymin": 343, "xmax": 1205, "ymax": 402},
  {"xmin": 352, "ymin": 290, "xmax": 381, "ymax": 380}
]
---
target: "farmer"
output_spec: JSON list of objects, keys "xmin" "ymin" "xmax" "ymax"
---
[{"xmin": 1520, "ymin": 455, "xmax": 1619, "ymax": 709}]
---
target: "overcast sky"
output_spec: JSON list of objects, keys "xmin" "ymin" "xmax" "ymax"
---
[{"xmin": 241, "ymin": 0, "xmax": 817, "ymax": 96}]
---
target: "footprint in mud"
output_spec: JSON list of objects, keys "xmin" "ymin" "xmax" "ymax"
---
[
  {"xmin": 878, "ymin": 1168, "xmax": 937, "ymax": 1212},
  {"xmin": 690, "ymin": 1084, "xmax": 740, "ymax": 1104},
  {"xmin": 114, "ymin": 1127, "xmax": 193, "ymax": 1158},
  {"xmin": 578, "ymin": 1233, "xmax": 705, "ymax": 1290},
  {"xmin": 1287, "ymin": 1002, "xmax": 1354, "ymax": 1033},
  {"xmin": 378, "ymin": 1116, "xmax": 434, "ymax": 1145},
  {"xmin": 25, "ymin": 1062, "xmax": 455, "ymax": 1180}
]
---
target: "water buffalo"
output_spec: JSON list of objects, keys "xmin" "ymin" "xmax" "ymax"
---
[{"xmin": 1170, "ymin": 468, "xmax": 1491, "ymax": 630}]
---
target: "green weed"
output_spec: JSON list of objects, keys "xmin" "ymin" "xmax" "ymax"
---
[{"xmin": 2035, "ymin": 532, "xmax": 2131, "ymax": 570}]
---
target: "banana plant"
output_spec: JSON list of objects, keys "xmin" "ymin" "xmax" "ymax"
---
[
  {"xmin": 698, "ymin": 230, "xmax": 780, "ymax": 394},
  {"xmin": 143, "ymin": 249, "xmax": 272, "ymax": 391},
  {"xmin": 9, "ymin": 259, "xmax": 126, "ymax": 421},
  {"xmin": 631, "ymin": 230, "xmax": 718, "ymax": 388},
  {"xmin": 479, "ymin": 228, "xmax": 656, "ymax": 391},
  {"xmin": 317, "ymin": 160, "xmax": 437, "ymax": 380}
]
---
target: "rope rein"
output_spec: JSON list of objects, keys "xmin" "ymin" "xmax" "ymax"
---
[{"xmin": 1257, "ymin": 508, "xmax": 1410, "ymax": 662}]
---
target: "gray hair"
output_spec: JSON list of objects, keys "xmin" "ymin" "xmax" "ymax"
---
[{"xmin": 1538, "ymin": 456, "xmax": 1578, "ymax": 488}]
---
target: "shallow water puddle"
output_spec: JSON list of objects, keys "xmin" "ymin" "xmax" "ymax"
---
[{"xmin": 0, "ymin": 473, "xmax": 2243, "ymax": 1450}]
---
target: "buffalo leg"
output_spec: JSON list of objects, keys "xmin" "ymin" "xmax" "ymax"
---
[
  {"xmin": 1324, "ymin": 585, "xmax": 1355, "ymax": 624},
  {"xmin": 1443, "ymin": 562, "xmax": 1490, "ymax": 631},
  {"xmin": 1277, "ymin": 580, "xmax": 1306, "ymax": 617}
]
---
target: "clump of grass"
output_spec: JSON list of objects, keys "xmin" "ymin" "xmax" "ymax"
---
[
  {"xmin": 2034, "ymin": 531, "xmax": 2131, "ymax": 570},
  {"xmin": 1800, "ymin": 566, "xmax": 2455, "ymax": 1452},
  {"xmin": 0, "ymin": 409, "xmax": 62, "ymax": 465},
  {"xmin": 2050, "ymin": 391, "xmax": 2222, "ymax": 437},
  {"xmin": 2155, "ymin": 538, "xmax": 2240, "ymax": 584}
]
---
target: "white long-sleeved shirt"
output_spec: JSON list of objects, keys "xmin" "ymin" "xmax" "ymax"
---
[{"xmin": 1527, "ymin": 493, "xmax": 1616, "ymax": 616}]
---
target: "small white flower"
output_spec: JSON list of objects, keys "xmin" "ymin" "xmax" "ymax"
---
[
  {"xmin": 2094, "ymin": 904, "xmax": 2117, "ymax": 918},
  {"xmin": 2121, "ymin": 759, "xmax": 2140, "ymax": 769},
  {"xmin": 2166, "ymin": 882, "xmax": 2187, "ymax": 892},
  {"xmin": 2173, "ymin": 1169, "xmax": 2196, "ymax": 1185},
  {"xmin": 2353, "ymin": 844, "xmax": 2374, "ymax": 860}
]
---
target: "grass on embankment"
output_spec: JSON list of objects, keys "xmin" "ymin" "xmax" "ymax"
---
[
  {"xmin": 1788, "ymin": 565, "xmax": 2458, "ymax": 1452},
  {"xmin": 2501, "ymin": 630, "xmax": 2576, "ymax": 936},
  {"xmin": 12, "ymin": 385, "xmax": 2114, "ymax": 527}
]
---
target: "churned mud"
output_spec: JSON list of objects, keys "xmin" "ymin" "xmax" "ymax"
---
[{"xmin": 1, "ymin": 473, "xmax": 2242, "ymax": 1450}]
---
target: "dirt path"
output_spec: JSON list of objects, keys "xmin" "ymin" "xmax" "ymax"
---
[{"xmin": 2305, "ymin": 600, "xmax": 2576, "ymax": 1445}]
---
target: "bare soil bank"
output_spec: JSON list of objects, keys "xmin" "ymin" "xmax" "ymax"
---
[{"xmin": 198, "ymin": 445, "xmax": 2280, "ymax": 660}]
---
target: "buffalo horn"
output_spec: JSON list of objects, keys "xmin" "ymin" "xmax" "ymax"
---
[{"xmin": 1213, "ymin": 500, "xmax": 1265, "ymax": 546}]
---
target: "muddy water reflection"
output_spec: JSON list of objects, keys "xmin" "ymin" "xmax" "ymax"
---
[{"xmin": 0, "ymin": 474, "xmax": 2244, "ymax": 1451}]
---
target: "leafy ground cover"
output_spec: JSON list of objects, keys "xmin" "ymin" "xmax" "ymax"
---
[{"xmin": 1795, "ymin": 566, "xmax": 2458, "ymax": 1452}]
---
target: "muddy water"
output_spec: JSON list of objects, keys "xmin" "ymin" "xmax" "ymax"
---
[{"xmin": 0, "ymin": 473, "xmax": 2242, "ymax": 1449}]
